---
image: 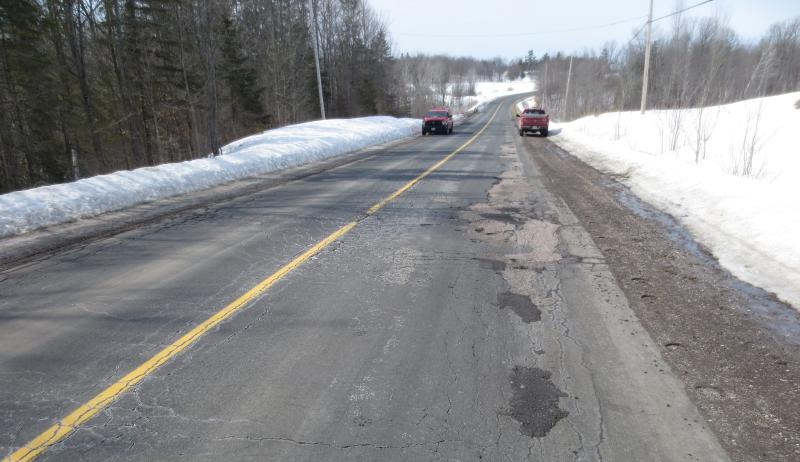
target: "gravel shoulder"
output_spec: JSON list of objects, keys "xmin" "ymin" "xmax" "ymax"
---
[{"xmin": 522, "ymin": 135, "xmax": 800, "ymax": 462}]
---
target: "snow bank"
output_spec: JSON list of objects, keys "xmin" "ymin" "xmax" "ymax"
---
[
  {"xmin": 0, "ymin": 116, "xmax": 419, "ymax": 237},
  {"xmin": 549, "ymin": 92, "xmax": 800, "ymax": 310}
]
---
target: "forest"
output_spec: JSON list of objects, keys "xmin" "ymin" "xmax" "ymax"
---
[{"xmin": 0, "ymin": 0, "xmax": 400, "ymax": 192}]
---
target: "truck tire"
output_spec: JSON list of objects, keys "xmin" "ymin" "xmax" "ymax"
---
[
  {"xmin": 519, "ymin": 129, "xmax": 524, "ymax": 137},
  {"xmin": 541, "ymin": 128, "xmax": 548, "ymax": 137},
  {"xmin": 422, "ymin": 129, "xmax": 427, "ymax": 136}
]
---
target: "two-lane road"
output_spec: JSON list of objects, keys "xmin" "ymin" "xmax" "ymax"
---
[{"xmin": 1, "ymin": 96, "xmax": 729, "ymax": 461}]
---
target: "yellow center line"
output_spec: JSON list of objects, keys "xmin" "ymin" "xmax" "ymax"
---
[{"xmin": 5, "ymin": 102, "xmax": 504, "ymax": 462}]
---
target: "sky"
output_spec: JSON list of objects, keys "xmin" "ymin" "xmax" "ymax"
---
[{"xmin": 368, "ymin": 0, "xmax": 798, "ymax": 60}]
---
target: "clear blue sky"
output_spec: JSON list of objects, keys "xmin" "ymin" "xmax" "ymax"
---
[{"xmin": 368, "ymin": 0, "xmax": 798, "ymax": 60}]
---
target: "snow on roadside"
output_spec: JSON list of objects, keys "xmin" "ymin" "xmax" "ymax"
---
[
  {"xmin": 0, "ymin": 116, "xmax": 419, "ymax": 238},
  {"xmin": 547, "ymin": 92, "xmax": 800, "ymax": 310}
]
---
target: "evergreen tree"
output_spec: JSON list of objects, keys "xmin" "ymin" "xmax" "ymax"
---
[{"xmin": 220, "ymin": 16, "xmax": 266, "ymax": 131}]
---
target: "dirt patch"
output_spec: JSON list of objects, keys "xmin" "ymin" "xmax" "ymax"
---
[
  {"xmin": 507, "ymin": 366, "xmax": 568, "ymax": 438},
  {"xmin": 497, "ymin": 292, "xmax": 541, "ymax": 323},
  {"xmin": 527, "ymin": 138, "xmax": 800, "ymax": 462}
]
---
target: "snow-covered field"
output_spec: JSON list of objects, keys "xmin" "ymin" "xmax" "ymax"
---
[
  {"xmin": 514, "ymin": 94, "xmax": 541, "ymax": 114},
  {"xmin": 548, "ymin": 92, "xmax": 800, "ymax": 310},
  {"xmin": 444, "ymin": 77, "xmax": 536, "ymax": 121},
  {"xmin": 464, "ymin": 78, "xmax": 536, "ymax": 113},
  {"xmin": 0, "ymin": 116, "xmax": 419, "ymax": 238}
]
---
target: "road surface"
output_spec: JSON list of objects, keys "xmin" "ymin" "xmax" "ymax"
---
[{"xmin": 0, "ymin": 96, "xmax": 731, "ymax": 461}]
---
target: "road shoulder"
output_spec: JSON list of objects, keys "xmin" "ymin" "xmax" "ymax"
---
[
  {"xmin": 459, "ymin": 122, "xmax": 729, "ymax": 460},
  {"xmin": 522, "ymin": 136, "xmax": 800, "ymax": 462}
]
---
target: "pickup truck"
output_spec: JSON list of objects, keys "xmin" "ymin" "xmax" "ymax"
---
[
  {"xmin": 517, "ymin": 108, "xmax": 549, "ymax": 137},
  {"xmin": 422, "ymin": 108, "xmax": 454, "ymax": 135}
]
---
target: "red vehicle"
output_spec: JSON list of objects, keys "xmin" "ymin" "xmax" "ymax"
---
[
  {"xmin": 422, "ymin": 108, "xmax": 454, "ymax": 135},
  {"xmin": 517, "ymin": 108, "xmax": 549, "ymax": 137}
]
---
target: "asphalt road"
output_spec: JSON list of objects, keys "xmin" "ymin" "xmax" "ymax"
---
[{"xmin": 0, "ymin": 96, "xmax": 730, "ymax": 461}]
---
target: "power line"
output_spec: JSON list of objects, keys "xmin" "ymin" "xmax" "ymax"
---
[
  {"xmin": 626, "ymin": 23, "xmax": 649, "ymax": 47},
  {"xmin": 394, "ymin": 14, "xmax": 648, "ymax": 38},
  {"xmin": 626, "ymin": 0, "xmax": 715, "ymax": 47},
  {"xmin": 651, "ymin": 0, "xmax": 715, "ymax": 24},
  {"xmin": 394, "ymin": 0, "xmax": 715, "ymax": 40}
]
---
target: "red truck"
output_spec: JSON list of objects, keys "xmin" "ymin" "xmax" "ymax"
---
[
  {"xmin": 517, "ymin": 108, "xmax": 549, "ymax": 137},
  {"xmin": 422, "ymin": 107, "xmax": 454, "ymax": 135}
]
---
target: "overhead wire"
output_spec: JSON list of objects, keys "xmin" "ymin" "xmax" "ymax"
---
[
  {"xmin": 394, "ymin": 14, "xmax": 648, "ymax": 38},
  {"xmin": 394, "ymin": 0, "xmax": 715, "ymax": 42},
  {"xmin": 651, "ymin": 0, "xmax": 715, "ymax": 24},
  {"xmin": 625, "ymin": 0, "xmax": 715, "ymax": 48}
]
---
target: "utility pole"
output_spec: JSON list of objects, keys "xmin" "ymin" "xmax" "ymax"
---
[
  {"xmin": 640, "ymin": 0, "xmax": 654, "ymax": 114},
  {"xmin": 310, "ymin": 0, "xmax": 326, "ymax": 119},
  {"xmin": 563, "ymin": 56, "xmax": 573, "ymax": 121},
  {"xmin": 542, "ymin": 61, "xmax": 548, "ymax": 107},
  {"xmin": 71, "ymin": 148, "xmax": 80, "ymax": 181}
]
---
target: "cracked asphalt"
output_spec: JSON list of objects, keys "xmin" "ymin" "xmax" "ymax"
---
[{"xmin": 0, "ymin": 96, "xmax": 731, "ymax": 461}]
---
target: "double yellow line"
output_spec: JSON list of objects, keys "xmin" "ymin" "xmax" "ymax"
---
[{"xmin": 5, "ymin": 103, "xmax": 503, "ymax": 462}]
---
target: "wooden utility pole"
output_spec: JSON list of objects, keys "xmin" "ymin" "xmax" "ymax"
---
[
  {"xmin": 641, "ymin": 0, "xmax": 654, "ymax": 114},
  {"xmin": 563, "ymin": 56, "xmax": 573, "ymax": 121},
  {"xmin": 542, "ymin": 61, "xmax": 548, "ymax": 106},
  {"xmin": 71, "ymin": 148, "xmax": 80, "ymax": 181},
  {"xmin": 310, "ymin": 0, "xmax": 326, "ymax": 119}
]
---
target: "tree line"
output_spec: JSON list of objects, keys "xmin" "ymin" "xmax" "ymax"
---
[
  {"xmin": 0, "ymin": 0, "xmax": 399, "ymax": 192},
  {"xmin": 535, "ymin": 14, "xmax": 800, "ymax": 121},
  {"xmin": 393, "ymin": 54, "xmax": 517, "ymax": 116}
]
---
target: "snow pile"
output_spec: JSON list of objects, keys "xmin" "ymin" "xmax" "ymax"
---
[
  {"xmin": 0, "ymin": 116, "xmax": 419, "ymax": 237},
  {"xmin": 549, "ymin": 92, "xmax": 800, "ymax": 310}
]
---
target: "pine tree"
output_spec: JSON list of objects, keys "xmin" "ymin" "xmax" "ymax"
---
[
  {"xmin": 0, "ymin": 0, "xmax": 65, "ymax": 189},
  {"xmin": 220, "ymin": 16, "xmax": 266, "ymax": 133}
]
